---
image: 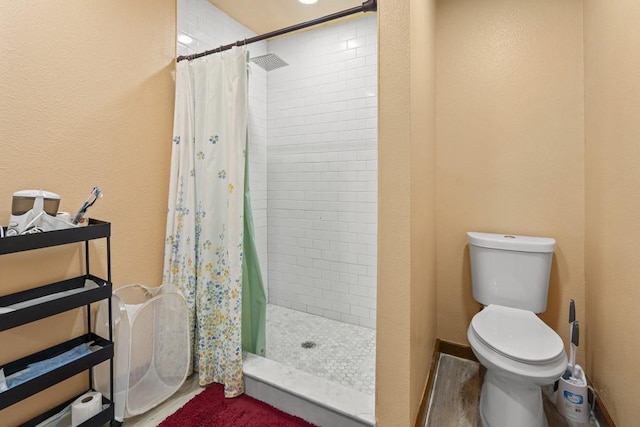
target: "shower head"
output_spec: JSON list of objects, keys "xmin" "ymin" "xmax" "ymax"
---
[{"xmin": 250, "ymin": 53, "xmax": 288, "ymax": 71}]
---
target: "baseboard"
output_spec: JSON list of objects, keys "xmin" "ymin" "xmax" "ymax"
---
[
  {"xmin": 414, "ymin": 338, "xmax": 441, "ymax": 427},
  {"xmin": 585, "ymin": 373, "xmax": 617, "ymax": 427},
  {"xmin": 415, "ymin": 339, "xmax": 616, "ymax": 427},
  {"xmin": 437, "ymin": 340, "xmax": 478, "ymax": 363}
]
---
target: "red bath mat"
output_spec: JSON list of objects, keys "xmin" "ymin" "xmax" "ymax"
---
[{"xmin": 159, "ymin": 383, "xmax": 317, "ymax": 427}]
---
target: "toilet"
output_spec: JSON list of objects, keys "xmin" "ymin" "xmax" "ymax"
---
[{"xmin": 467, "ymin": 232, "xmax": 567, "ymax": 427}]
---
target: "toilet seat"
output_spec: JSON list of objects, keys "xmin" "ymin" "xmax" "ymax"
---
[{"xmin": 471, "ymin": 304, "xmax": 564, "ymax": 364}]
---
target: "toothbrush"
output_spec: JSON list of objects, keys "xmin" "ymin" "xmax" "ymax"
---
[
  {"xmin": 571, "ymin": 321, "xmax": 579, "ymax": 378},
  {"xmin": 72, "ymin": 187, "xmax": 102, "ymax": 225},
  {"xmin": 569, "ymin": 300, "xmax": 575, "ymax": 373}
]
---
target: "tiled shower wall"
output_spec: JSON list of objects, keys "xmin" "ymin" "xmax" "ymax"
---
[
  {"xmin": 177, "ymin": 0, "xmax": 269, "ymax": 294},
  {"xmin": 266, "ymin": 16, "xmax": 378, "ymax": 329},
  {"xmin": 177, "ymin": 2, "xmax": 378, "ymax": 329}
]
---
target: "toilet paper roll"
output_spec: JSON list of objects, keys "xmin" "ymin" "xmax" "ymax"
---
[
  {"xmin": 56, "ymin": 212, "xmax": 71, "ymax": 223},
  {"xmin": 71, "ymin": 391, "xmax": 102, "ymax": 426}
]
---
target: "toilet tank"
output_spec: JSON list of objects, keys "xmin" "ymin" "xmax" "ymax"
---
[{"xmin": 467, "ymin": 232, "xmax": 555, "ymax": 313}]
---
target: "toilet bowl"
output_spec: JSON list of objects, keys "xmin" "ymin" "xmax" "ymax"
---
[{"xmin": 468, "ymin": 305, "xmax": 567, "ymax": 427}]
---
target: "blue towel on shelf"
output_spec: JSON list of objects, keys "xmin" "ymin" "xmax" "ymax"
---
[{"xmin": 1, "ymin": 343, "xmax": 92, "ymax": 392}]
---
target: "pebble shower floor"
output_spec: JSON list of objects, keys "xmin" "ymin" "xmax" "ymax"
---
[{"xmin": 265, "ymin": 304, "xmax": 376, "ymax": 395}]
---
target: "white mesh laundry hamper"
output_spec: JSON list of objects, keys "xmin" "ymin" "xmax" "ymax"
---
[{"xmin": 94, "ymin": 284, "xmax": 190, "ymax": 422}]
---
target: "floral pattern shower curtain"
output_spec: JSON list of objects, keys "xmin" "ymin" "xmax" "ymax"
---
[{"xmin": 163, "ymin": 48, "xmax": 247, "ymax": 398}]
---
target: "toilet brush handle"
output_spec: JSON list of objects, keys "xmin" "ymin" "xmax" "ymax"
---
[
  {"xmin": 568, "ymin": 300, "xmax": 575, "ymax": 356},
  {"xmin": 568, "ymin": 300, "xmax": 576, "ymax": 376},
  {"xmin": 569, "ymin": 300, "xmax": 575, "ymax": 323},
  {"xmin": 571, "ymin": 321, "xmax": 579, "ymax": 377}
]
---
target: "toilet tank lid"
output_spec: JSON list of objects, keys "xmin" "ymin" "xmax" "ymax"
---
[{"xmin": 467, "ymin": 232, "xmax": 555, "ymax": 253}]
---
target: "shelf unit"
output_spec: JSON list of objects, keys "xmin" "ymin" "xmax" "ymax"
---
[{"xmin": 0, "ymin": 219, "xmax": 115, "ymax": 427}]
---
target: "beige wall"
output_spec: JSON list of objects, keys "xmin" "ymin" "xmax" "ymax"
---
[
  {"xmin": 584, "ymin": 1, "xmax": 640, "ymax": 424},
  {"xmin": 8, "ymin": 1, "xmax": 640, "ymax": 426},
  {"xmin": 408, "ymin": 0, "xmax": 437, "ymax": 424},
  {"xmin": 0, "ymin": 1, "xmax": 175, "ymax": 424},
  {"xmin": 377, "ymin": 0, "xmax": 437, "ymax": 425},
  {"xmin": 435, "ymin": 0, "xmax": 586, "ymax": 363}
]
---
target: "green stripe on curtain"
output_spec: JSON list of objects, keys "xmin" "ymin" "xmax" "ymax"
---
[{"xmin": 241, "ymin": 136, "xmax": 267, "ymax": 356}]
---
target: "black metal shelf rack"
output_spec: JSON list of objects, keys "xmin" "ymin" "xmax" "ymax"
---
[{"xmin": 0, "ymin": 219, "xmax": 115, "ymax": 427}]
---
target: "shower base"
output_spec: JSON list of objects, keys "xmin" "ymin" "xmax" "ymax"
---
[
  {"xmin": 266, "ymin": 304, "xmax": 375, "ymax": 395},
  {"xmin": 242, "ymin": 304, "xmax": 376, "ymax": 426}
]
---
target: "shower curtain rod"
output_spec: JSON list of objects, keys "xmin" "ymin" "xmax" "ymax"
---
[{"xmin": 176, "ymin": 0, "xmax": 377, "ymax": 62}]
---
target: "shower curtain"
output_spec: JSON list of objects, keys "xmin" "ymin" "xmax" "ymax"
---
[
  {"xmin": 163, "ymin": 47, "xmax": 264, "ymax": 398},
  {"xmin": 242, "ymin": 141, "xmax": 267, "ymax": 358}
]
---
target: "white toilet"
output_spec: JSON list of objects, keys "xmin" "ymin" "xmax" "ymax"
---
[{"xmin": 466, "ymin": 232, "xmax": 567, "ymax": 427}]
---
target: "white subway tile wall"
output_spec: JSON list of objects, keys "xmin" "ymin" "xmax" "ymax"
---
[
  {"xmin": 248, "ymin": 59, "xmax": 269, "ymax": 297},
  {"xmin": 266, "ymin": 16, "xmax": 377, "ymax": 329},
  {"xmin": 178, "ymin": 2, "xmax": 378, "ymax": 329},
  {"xmin": 177, "ymin": 0, "xmax": 269, "ymax": 295}
]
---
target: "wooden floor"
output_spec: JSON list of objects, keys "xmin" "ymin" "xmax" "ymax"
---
[{"xmin": 424, "ymin": 354, "xmax": 602, "ymax": 427}]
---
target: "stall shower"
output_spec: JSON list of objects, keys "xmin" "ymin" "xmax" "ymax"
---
[{"xmin": 177, "ymin": 0, "xmax": 377, "ymax": 398}]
